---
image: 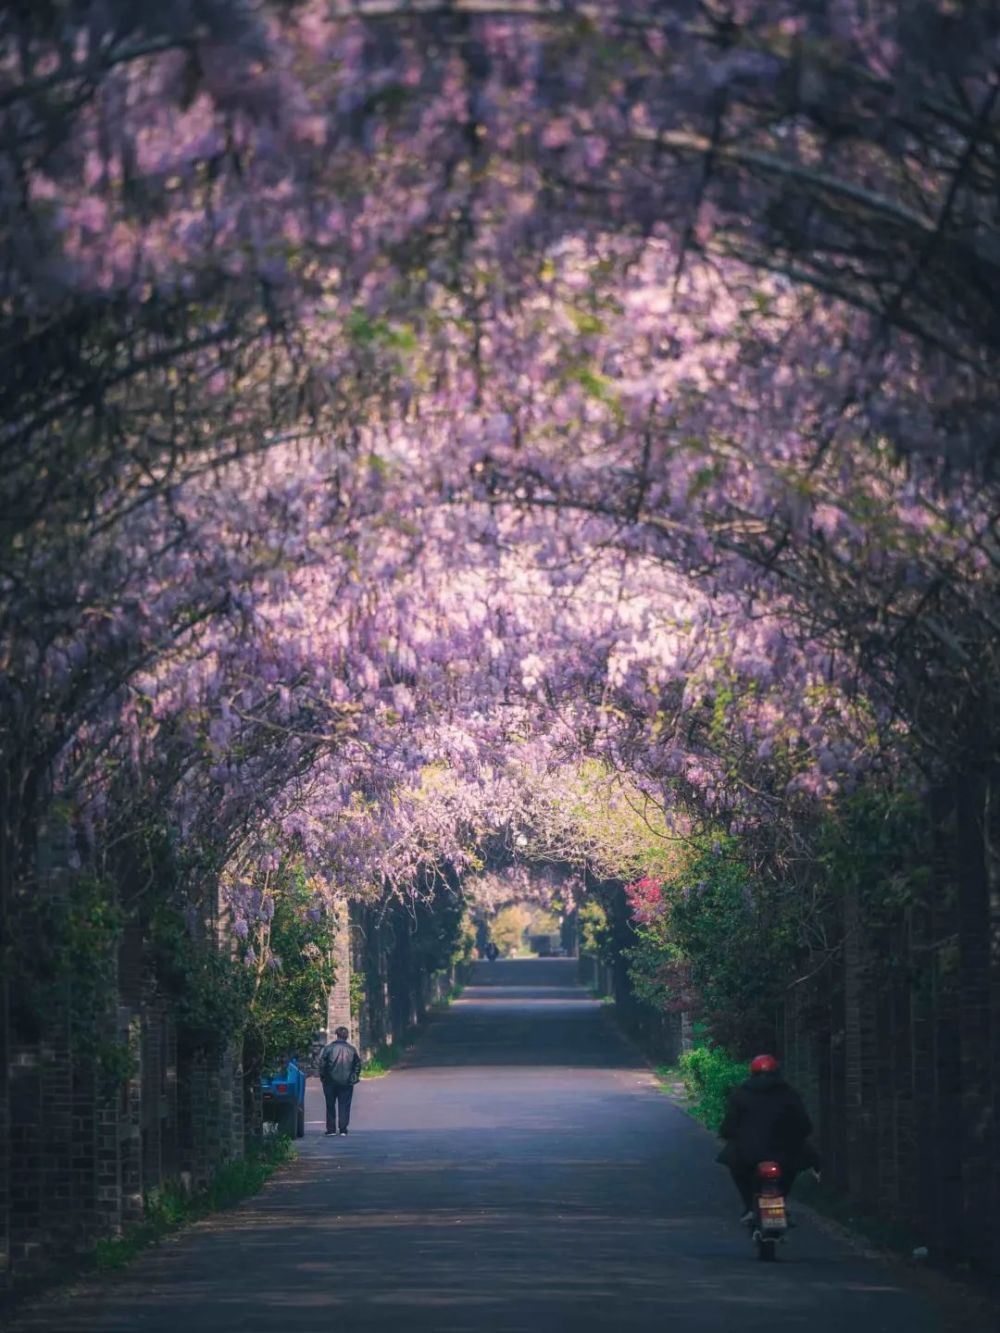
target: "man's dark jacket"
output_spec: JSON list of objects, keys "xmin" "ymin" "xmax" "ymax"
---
[
  {"xmin": 717, "ymin": 1071, "xmax": 818, "ymax": 1169},
  {"xmin": 318, "ymin": 1038, "xmax": 362, "ymax": 1087}
]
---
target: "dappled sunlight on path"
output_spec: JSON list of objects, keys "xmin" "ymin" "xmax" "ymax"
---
[
  {"xmin": 403, "ymin": 958, "xmax": 638, "ymax": 1070},
  {"xmin": 8, "ymin": 960, "xmax": 944, "ymax": 1333}
]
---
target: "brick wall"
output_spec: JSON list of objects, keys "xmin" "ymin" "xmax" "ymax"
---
[
  {"xmin": 1, "ymin": 972, "xmax": 253, "ymax": 1291},
  {"xmin": 8, "ymin": 1041, "xmax": 43, "ymax": 1275},
  {"xmin": 0, "ymin": 985, "xmax": 8, "ymax": 1287},
  {"xmin": 40, "ymin": 1027, "xmax": 74, "ymax": 1258},
  {"xmin": 1, "ymin": 879, "xmax": 463, "ymax": 1290}
]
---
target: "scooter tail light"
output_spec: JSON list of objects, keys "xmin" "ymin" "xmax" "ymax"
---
[{"xmin": 757, "ymin": 1160, "xmax": 782, "ymax": 1180}]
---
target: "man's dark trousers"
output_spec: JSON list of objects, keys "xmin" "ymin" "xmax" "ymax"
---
[{"xmin": 322, "ymin": 1079, "xmax": 354, "ymax": 1132}]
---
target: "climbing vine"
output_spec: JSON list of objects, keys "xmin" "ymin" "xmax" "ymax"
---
[
  {"xmin": 8, "ymin": 874, "xmax": 131, "ymax": 1082},
  {"xmin": 149, "ymin": 901, "xmax": 253, "ymax": 1054},
  {"xmin": 238, "ymin": 861, "xmax": 339, "ymax": 1077}
]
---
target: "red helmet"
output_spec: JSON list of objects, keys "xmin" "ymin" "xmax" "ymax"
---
[{"xmin": 750, "ymin": 1054, "xmax": 780, "ymax": 1074}]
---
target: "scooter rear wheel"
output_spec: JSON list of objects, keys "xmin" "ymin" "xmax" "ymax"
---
[{"xmin": 756, "ymin": 1237, "xmax": 777, "ymax": 1262}]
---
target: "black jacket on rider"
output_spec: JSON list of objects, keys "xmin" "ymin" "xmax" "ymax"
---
[{"xmin": 717, "ymin": 1071, "xmax": 815, "ymax": 1169}]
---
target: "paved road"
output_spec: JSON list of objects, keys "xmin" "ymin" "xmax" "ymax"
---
[{"xmin": 9, "ymin": 959, "xmax": 944, "ymax": 1332}]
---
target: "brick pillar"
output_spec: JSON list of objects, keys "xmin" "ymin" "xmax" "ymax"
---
[
  {"xmin": 140, "ymin": 1007, "xmax": 158, "ymax": 1194},
  {"xmin": 325, "ymin": 899, "xmax": 353, "ymax": 1041},
  {"xmin": 229, "ymin": 1044, "xmax": 245, "ymax": 1159},
  {"xmin": 71, "ymin": 1058, "xmax": 98, "ymax": 1254},
  {"xmin": 120, "ymin": 1010, "xmax": 143, "ymax": 1225},
  {"xmin": 161, "ymin": 1015, "xmax": 179, "ymax": 1179},
  {"xmin": 94, "ymin": 1077, "xmax": 122, "ymax": 1240},
  {"xmin": 4, "ymin": 815, "xmax": 70, "ymax": 1275},
  {"xmin": 8, "ymin": 1043, "xmax": 43, "ymax": 1274},
  {"xmin": 0, "ymin": 978, "xmax": 9, "ymax": 1287},
  {"xmin": 204, "ymin": 1055, "xmax": 221, "ymax": 1179},
  {"xmin": 183, "ymin": 1050, "xmax": 211, "ymax": 1190},
  {"xmin": 213, "ymin": 1047, "xmax": 235, "ymax": 1165},
  {"xmin": 39, "ymin": 1024, "xmax": 74, "ymax": 1258}
]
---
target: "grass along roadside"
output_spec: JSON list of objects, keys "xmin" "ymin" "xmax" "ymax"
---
[
  {"xmin": 0, "ymin": 1134, "xmax": 297, "ymax": 1322},
  {"xmin": 361, "ymin": 1035, "xmax": 414, "ymax": 1078},
  {"xmin": 92, "ymin": 1134, "xmax": 297, "ymax": 1271},
  {"xmin": 650, "ymin": 1045, "xmax": 927, "ymax": 1254},
  {"xmin": 659, "ymin": 1044, "xmax": 746, "ymax": 1131},
  {"xmin": 649, "ymin": 1043, "xmax": 922, "ymax": 1249},
  {"xmin": 646, "ymin": 1031, "xmax": 998, "ymax": 1323}
]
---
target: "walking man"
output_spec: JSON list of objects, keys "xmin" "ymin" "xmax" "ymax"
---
[{"xmin": 318, "ymin": 1025, "xmax": 362, "ymax": 1136}]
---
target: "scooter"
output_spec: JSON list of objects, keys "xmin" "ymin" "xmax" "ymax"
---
[{"xmin": 749, "ymin": 1160, "xmax": 787, "ymax": 1261}]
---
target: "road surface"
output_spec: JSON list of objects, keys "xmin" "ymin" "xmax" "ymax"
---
[{"xmin": 7, "ymin": 959, "xmax": 945, "ymax": 1332}]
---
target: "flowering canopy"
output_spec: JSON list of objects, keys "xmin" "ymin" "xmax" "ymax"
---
[{"xmin": 2, "ymin": 1, "xmax": 998, "ymax": 950}]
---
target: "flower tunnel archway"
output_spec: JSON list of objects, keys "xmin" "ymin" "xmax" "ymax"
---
[{"xmin": 3, "ymin": 0, "xmax": 1000, "ymax": 1286}]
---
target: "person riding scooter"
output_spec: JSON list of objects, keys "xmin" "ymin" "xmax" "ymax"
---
[{"xmin": 716, "ymin": 1053, "xmax": 819, "ymax": 1222}]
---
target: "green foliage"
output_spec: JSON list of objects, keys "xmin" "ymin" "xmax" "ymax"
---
[
  {"xmin": 667, "ymin": 841, "xmax": 795, "ymax": 1048},
  {"xmin": 244, "ymin": 861, "xmax": 338, "ymax": 1075},
  {"xmin": 349, "ymin": 969, "xmax": 366, "ymax": 1019},
  {"xmin": 623, "ymin": 934, "xmax": 690, "ymax": 1013},
  {"xmin": 816, "ymin": 787, "xmax": 931, "ymax": 921},
  {"xmin": 492, "ymin": 903, "xmax": 532, "ymax": 955},
  {"xmin": 150, "ymin": 901, "xmax": 253, "ymax": 1052},
  {"xmin": 563, "ymin": 363, "xmax": 624, "ymax": 421},
  {"xmin": 567, "ymin": 306, "xmax": 608, "ymax": 336},
  {"xmin": 528, "ymin": 759, "xmax": 686, "ymax": 884},
  {"xmin": 345, "ymin": 308, "xmax": 418, "ymax": 353},
  {"xmin": 578, "ymin": 897, "xmax": 615, "ymax": 964},
  {"xmin": 11, "ymin": 873, "xmax": 132, "ymax": 1082},
  {"xmin": 408, "ymin": 886, "xmax": 472, "ymax": 976},
  {"xmin": 611, "ymin": 834, "xmax": 797, "ymax": 1047},
  {"xmin": 678, "ymin": 1044, "xmax": 747, "ymax": 1133},
  {"xmin": 92, "ymin": 1135, "xmax": 296, "ymax": 1270},
  {"xmin": 614, "ymin": 787, "xmax": 931, "ymax": 1051},
  {"xmin": 453, "ymin": 909, "xmax": 477, "ymax": 967},
  {"xmin": 361, "ymin": 1048, "xmax": 399, "ymax": 1078},
  {"xmin": 526, "ymin": 905, "xmax": 560, "ymax": 937},
  {"xmin": 362, "ymin": 1025, "xmax": 421, "ymax": 1077},
  {"xmin": 631, "ymin": 788, "xmax": 932, "ymax": 1105},
  {"xmin": 363, "ymin": 973, "xmax": 462, "ymax": 1078}
]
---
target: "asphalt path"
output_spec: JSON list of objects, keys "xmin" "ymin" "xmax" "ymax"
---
[{"xmin": 8, "ymin": 959, "xmax": 944, "ymax": 1333}]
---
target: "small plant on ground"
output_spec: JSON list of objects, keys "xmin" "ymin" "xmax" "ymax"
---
[
  {"xmin": 677, "ymin": 1044, "xmax": 747, "ymax": 1132},
  {"xmin": 361, "ymin": 1048, "xmax": 398, "ymax": 1078},
  {"xmin": 363, "ymin": 1025, "xmax": 422, "ymax": 1077}
]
